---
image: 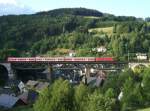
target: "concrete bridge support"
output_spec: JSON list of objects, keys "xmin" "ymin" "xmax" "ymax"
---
[
  {"xmin": 85, "ymin": 65, "xmax": 91, "ymax": 78},
  {"xmin": 46, "ymin": 64, "xmax": 53, "ymax": 82}
]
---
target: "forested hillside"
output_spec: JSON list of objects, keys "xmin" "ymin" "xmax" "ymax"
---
[{"xmin": 0, "ymin": 8, "xmax": 150, "ymax": 60}]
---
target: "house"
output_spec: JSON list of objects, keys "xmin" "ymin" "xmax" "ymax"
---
[
  {"xmin": 96, "ymin": 46, "xmax": 107, "ymax": 53},
  {"xmin": 97, "ymin": 70, "xmax": 107, "ymax": 79},
  {"xmin": 18, "ymin": 92, "xmax": 29, "ymax": 104},
  {"xmin": 0, "ymin": 87, "xmax": 15, "ymax": 96},
  {"xmin": 92, "ymin": 46, "xmax": 107, "ymax": 53},
  {"xmin": 18, "ymin": 90, "xmax": 38, "ymax": 104},
  {"xmin": 0, "ymin": 94, "xmax": 25, "ymax": 108},
  {"xmin": 69, "ymin": 50, "xmax": 76, "ymax": 57},
  {"xmin": 26, "ymin": 80, "xmax": 38, "ymax": 89},
  {"xmin": 82, "ymin": 70, "xmax": 107, "ymax": 87},
  {"xmin": 82, "ymin": 76, "xmax": 104, "ymax": 87},
  {"xmin": 18, "ymin": 81, "xmax": 27, "ymax": 93},
  {"xmin": 26, "ymin": 80, "xmax": 49, "ymax": 93},
  {"xmin": 136, "ymin": 53, "xmax": 148, "ymax": 60},
  {"xmin": 5, "ymin": 80, "xmax": 23, "ymax": 94},
  {"xmin": 35, "ymin": 82, "xmax": 49, "ymax": 92}
]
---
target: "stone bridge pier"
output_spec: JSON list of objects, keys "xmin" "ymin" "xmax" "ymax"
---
[{"xmin": 0, "ymin": 63, "xmax": 15, "ymax": 80}]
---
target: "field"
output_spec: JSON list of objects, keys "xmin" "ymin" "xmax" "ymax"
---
[
  {"xmin": 83, "ymin": 16, "xmax": 100, "ymax": 19},
  {"xmin": 147, "ymin": 22, "xmax": 150, "ymax": 26},
  {"xmin": 137, "ymin": 107, "xmax": 150, "ymax": 111},
  {"xmin": 88, "ymin": 27, "xmax": 113, "ymax": 34}
]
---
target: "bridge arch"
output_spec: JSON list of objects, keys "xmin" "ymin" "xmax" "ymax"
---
[
  {"xmin": 0, "ymin": 63, "xmax": 14, "ymax": 80},
  {"xmin": 129, "ymin": 63, "xmax": 150, "ymax": 70},
  {"xmin": 0, "ymin": 64, "xmax": 9, "ymax": 86}
]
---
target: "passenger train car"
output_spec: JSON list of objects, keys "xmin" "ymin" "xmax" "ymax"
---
[{"xmin": 7, "ymin": 57, "xmax": 114, "ymax": 62}]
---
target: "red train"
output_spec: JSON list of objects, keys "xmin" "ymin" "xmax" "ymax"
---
[{"xmin": 7, "ymin": 57, "xmax": 114, "ymax": 62}]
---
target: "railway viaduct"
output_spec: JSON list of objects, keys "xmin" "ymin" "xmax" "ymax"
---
[
  {"xmin": 5, "ymin": 57, "xmax": 149, "ymax": 81},
  {"xmin": 0, "ymin": 62, "xmax": 147, "ymax": 80},
  {"xmin": 0, "ymin": 61, "xmax": 126, "ymax": 81}
]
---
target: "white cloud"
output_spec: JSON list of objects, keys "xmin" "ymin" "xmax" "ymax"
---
[
  {"xmin": 0, "ymin": 0, "xmax": 18, "ymax": 5},
  {"xmin": 0, "ymin": 0, "xmax": 34, "ymax": 15}
]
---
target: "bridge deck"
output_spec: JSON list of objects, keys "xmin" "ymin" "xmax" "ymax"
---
[{"xmin": 8, "ymin": 61, "xmax": 128, "ymax": 64}]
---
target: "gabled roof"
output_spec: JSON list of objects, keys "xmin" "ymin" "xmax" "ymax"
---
[
  {"xmin": 35, "ymin": 82, "xmax": 49, "ymax": 91},
  {"xmin": 26, "ymin": 80, "xmax": 38, "ymax": 87},
  {"xmin": 26, "ymin": 80, "xmax": 49, "ymax": 93},
  {"xmin": 86, "ymin": 76, "xmax": 104, "ymax": 87},
  {"xmin": 0, "ymin": 94, "xmax": 19, "ymax": 108}
]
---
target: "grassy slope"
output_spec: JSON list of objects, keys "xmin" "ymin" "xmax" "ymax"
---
[{"xmin": 88, "ymin": 27, "xmax": 113, "ymax": 34}]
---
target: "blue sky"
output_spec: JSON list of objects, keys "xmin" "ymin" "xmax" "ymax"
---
[{"xmin": 0, "ymin": 0, "xmax": 149, "ymax": 17}]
